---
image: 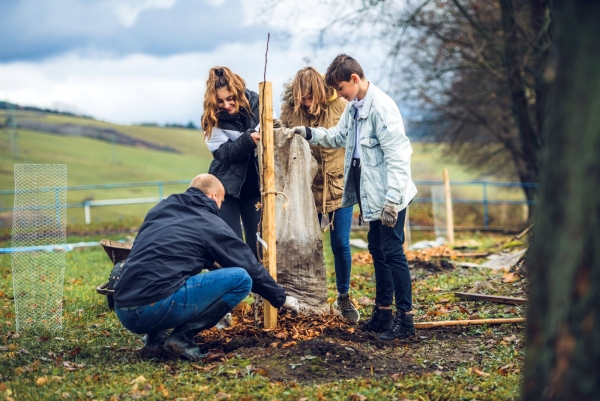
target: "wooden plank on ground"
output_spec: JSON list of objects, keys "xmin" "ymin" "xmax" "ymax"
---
[
  {"xmin": 454, "ymin": 292, "xmax": 528, "ymax": 305},
  {"xmin": 415, "ymin": 317, "xmax": 525, "ymax": 329}
]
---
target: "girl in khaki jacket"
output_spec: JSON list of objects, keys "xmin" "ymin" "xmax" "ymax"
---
[{"xmin": 280, "ymin": 67, "xmax": 359, "ymax": 322}]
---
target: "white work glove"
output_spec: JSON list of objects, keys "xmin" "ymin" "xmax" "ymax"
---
[
  {"xmin": 215, "ymin": 312, "xmax": 232, "ymax": 330},
  {"xmin": 283, "ymin": 126, "xmax": 307, "ymax": 139},
  {"xmin": 381, "ymin": 200, "xmax": 400, "ymax": 227},
  {"xmin": 281, "ymin": 296, "xmax": 299, "ymax": 315}
]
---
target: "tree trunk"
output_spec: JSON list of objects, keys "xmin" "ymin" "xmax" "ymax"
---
[
  {"xmin": 523, "ymin": 1, "xmax": 600, "ymax": 399},
  {"xmin": 499, "ymin": 0, "xmax": 541, "ymax": 188}
]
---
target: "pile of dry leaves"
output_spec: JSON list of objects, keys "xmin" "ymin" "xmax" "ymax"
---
[
  {"xmin": 353, "ymin": 246, "xmax": 458, "ymax": 266},
  {"xmin": 196, "ymin": 305, "xmax": 349, "ymax": 347}
]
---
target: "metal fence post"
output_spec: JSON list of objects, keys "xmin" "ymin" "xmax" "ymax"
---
[{"xmin": 158, "ymin": 182, "xmax": 164, "ymax": 200}]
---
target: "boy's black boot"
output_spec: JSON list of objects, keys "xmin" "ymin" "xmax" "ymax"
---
[
  {"xmin": 139, "ymin": 330, "xmax": 168, "ymax": 357},
  {"xmin": 360, "ymin": 306, "xmax": 393, "ymax": 333},
  {"xmin": 162, "ymin": 299, "xmax": 231, "ymax": 361},
  {"xmin": 378, "ymin": 311, "xmax": 415, "ymax": 341}
]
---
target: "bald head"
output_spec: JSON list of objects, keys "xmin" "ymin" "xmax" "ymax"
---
[{"xmin": 189, "ymin": 174, "xmax": 225, "ymax": 208}]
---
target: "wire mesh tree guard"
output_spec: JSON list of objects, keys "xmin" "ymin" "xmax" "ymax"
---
[{"xmin": 11, "ymin": 164, "xmax": 67, "ymax": 333}]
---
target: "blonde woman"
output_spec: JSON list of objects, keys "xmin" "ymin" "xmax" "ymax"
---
[
  {"xmin": 280, "ymin": 67, "xmax": 359, "ymax": 322},
  {"xmin": 202, "ymin": 67, "xmax": 261, "ymax": 258}
]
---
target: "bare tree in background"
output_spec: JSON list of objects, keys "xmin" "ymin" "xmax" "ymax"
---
[
  {"xmin": 268, "ymin": 0, "xmax": 552, "ymax": 217},
  {"xmin": 403, "ymin": 0, "xmax": 552, "ymax": 215},
  {"xmin": 524, "ymin": 0, "xmax": 600, "ymax": 398}
]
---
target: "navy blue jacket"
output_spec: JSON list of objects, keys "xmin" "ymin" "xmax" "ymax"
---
[{"xmin": 113, "ymin": 187, "xmax": 286, "ymax": 308}]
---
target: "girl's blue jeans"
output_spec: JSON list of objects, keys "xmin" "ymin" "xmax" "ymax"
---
[
  {"xmin": 115, "ymin": 268, "xmax": 252, "ymax": 334},
  {"xmin": 319, "ymin": 205, "xmax": 353, "ymax": 294}
]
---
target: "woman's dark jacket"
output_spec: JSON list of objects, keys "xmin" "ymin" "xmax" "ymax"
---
[{"xmin": 207, "ymin": 89, "xmax": 260, "ymax": 198}]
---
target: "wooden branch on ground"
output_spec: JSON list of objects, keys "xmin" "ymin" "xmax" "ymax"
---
[
  {"xmin": 454, "ymin": 292, "xmax": 528, "ymax": 305},
  {"xmin": 415, "ymin": 317, "xmax": 525, "ymax": 329},
  {"xmin": 455, "ymin": 252, "xmax": 490, "ymax": 258},
  {"xmin": 514, "ymin": 224, "xmax": 533, "ymax": 240}
]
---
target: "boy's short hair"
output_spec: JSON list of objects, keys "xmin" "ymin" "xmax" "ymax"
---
[{"xmin": 325, "ymin": 54, "xmax": 365, "ymax": 87}]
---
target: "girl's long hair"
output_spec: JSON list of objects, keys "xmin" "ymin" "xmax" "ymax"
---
[
  {"xmin": 201, "ymin": 66, "xmax": 252, "ymax": 140},
  {"xmin": 292, "ymin": 67, "xmax": 334, "ymax": 117}
]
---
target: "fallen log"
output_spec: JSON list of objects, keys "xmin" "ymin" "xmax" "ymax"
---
[
  {"xmin": 414, "ymin": 317, "xmax": 525, "ymax": 329},
  {"xmin": 454, "ymin": 292, "xmax": 528, "ymax": 305}
]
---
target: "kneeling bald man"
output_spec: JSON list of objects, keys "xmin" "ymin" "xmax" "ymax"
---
[{"xmin": 113, "ymin": 174, "xmax": 297, "ymax": 360}]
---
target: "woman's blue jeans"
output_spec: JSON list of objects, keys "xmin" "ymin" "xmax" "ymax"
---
[
  {"xmin": 319, "ymin": 206, "xmax": 353, "ymax": 294},
  {"xmin": 115, "ymin": 268, "xmax": 252, "ymax": 335}
]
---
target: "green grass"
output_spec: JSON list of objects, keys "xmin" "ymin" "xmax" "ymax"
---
[
  {"xmin": 0, "ymin": 110, "xmax": 529, "ymax": 227},
  {"xmin": 0, "ymin": 111, "xmax": 213, "ymax": 223},
  {"xmin": 0, "ymin": 229, "xmax": 525, "ymax": 400}
]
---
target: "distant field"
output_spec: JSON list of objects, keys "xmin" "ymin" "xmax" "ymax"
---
[{"xmin": 0, "ymin": 110, "xmax": 527, "ymax": 225}]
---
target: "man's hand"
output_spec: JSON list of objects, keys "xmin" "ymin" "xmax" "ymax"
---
[
  {"xmin": 283, "ymin": 126, "xmax": 307, "ymax": 139},
  {"xmin": 250, "ymin": 131, "xmax": 260, "ymax": 144},
  {"xmin": 381, "ymin": 201, "xmax": 400, "ymax": 227},
  {"xmin": 281, "ymin": 296, "xmax": 299, "ymax": 314}
]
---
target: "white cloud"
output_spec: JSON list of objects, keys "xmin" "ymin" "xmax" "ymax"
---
[
  {"xmin": 0, "ymin": 0, "xmax": 396, "ymax": 125},
  {"xmin": 110, "ymin": 0, "xmax": 178, "ymax": 27}
]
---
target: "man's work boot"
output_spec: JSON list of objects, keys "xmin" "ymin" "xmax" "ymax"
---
[
  {"xmin": 162, "ymin": 299, "xmax": 231, "ymax": 361},
  {"xmin": 360, "ymin": 306, "xmax": 393, "ymax": 333},
  {"xmin": 139, "ymin": 330, "xmax": 168, "ymax": 358},
  {"xmin": 334, "ymin": 293, "xmax": 360, "ymax": 323},
  {"xmin": 378, "ymin": 311, "xmax": 415, "ymax": 341}
]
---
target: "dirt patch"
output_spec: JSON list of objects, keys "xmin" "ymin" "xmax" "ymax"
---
[{"xmin": 195, "ymin": 324, "xmax": 524, "ymax": 384}]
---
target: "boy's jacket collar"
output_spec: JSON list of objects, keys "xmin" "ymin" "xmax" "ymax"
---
[{"xmin": 350, "ymin": 81, "xmax": 375, "ymax": 120}]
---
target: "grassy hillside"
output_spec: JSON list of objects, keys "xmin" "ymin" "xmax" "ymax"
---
[
  {"xmin": 0, "ymin": 110, "xmax": 526, "ymax": 225},
  {"xmin": 0, "ymin": 111, "xmax": 212, "ymax": 223}
]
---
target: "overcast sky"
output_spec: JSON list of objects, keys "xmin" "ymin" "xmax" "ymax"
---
[{"xmin": 0, "ymin": 0, "xmax": 392, "ymax": 125}]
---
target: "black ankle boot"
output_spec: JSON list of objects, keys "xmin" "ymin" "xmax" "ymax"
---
[
  {"xmin": 378, "ymin": 311, "xmax": 415, "ymax": 341},
  {"xmin": 139, "ymin": 330, "xmax": 168, "ymax": 358},
  {"xmin": 360, "ymin": 306, "xmax": 393, "ymax": 333},
  {"xmin": 162, "ymin": 299, "xmax": 231, "ymax": 361}
]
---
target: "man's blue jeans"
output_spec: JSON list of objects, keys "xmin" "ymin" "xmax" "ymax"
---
[
  {"xmin": 319, "ymin": 206, "xmax": 353, "ymax": 294},
  {"xmin": 115, "ymin": 268, "xmax": 252, "ymax": 335},
  {"xmin": 367, "ymin": 207, "xmax": 412, "ymax": 312}
]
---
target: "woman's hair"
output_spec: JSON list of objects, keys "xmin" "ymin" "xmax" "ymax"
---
[
  {"xmin": 292, "ymin": 67, "xmax": 334, "ymax": 117},
  {"xmin": 201, "ymin": 66, "xmax": 252, "ymax": 139}
]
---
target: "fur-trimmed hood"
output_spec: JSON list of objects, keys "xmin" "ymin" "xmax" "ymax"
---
[{"xmin": 281, "ymin": 79, "xmax": 295, "ymax": 110}]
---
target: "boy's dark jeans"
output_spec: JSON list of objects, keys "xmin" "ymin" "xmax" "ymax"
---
[
  {"xmin": 367, "ymin": 210, "xmax": 412, "ymax": 312},
  {"xmin": 352, "ymin": 157, "xmax": 412, "ymax": 312}
]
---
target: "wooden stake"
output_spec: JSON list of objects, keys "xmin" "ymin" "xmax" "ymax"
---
[
  {"xmin": 414, "ymin": 317, "xmax": 525, "ymax": 329},
  {"xmin": 443, "ymin": 169, "xmax": 455, "ymax": 244},
  {"xmin": 259, "ymin": 81, "xmax": 277, "ymax": 329}
]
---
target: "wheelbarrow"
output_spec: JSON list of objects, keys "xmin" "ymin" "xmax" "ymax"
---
[{"xmin": 96, "ymin": 239, "xmax": 132, "ymax": 309}]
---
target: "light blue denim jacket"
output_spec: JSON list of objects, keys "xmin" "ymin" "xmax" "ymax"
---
[{"xmin": 308, "ymin": 83, "xmax": 417, "ymax": 222}]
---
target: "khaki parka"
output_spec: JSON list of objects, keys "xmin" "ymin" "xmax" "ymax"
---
[{"xmin": 280, "ymin": 82, "xmax": 347, "ymax": 214}]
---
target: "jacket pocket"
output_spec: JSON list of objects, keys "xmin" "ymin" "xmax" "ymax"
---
[
  {"xmin": 326, "ymin": 166, "xmax": 345, "ymax": 200},
  {"xmin": 360, "ymin": 136, "xmax": 384, "ymax": 167}
]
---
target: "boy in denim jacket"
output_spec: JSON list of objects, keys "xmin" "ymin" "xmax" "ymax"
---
[{"xmin": 286, "ymin": 54, "xmax": 417, "ymax": 340}]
